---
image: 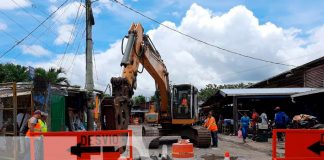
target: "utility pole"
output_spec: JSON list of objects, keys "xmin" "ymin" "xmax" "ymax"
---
[{"xmin": 85, "ymin": 0, "xmax": 95, "ymax": 130}]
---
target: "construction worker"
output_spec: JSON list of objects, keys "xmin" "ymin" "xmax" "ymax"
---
[
  {"xmin": 25, "ymin": 110, "xmax": 42, "ymax": 136},
  {"xmin": 24, "ymin": 110, "xmax": 42, "ymax": 160},
  {"xmin": 39, "ymin": 112, "xmax": 48, "ymax": 133},
  {"xmin": 204, "ymin": 111, "xmax": 218, "ymax": 147},
  {"xmin": 178, "ymin": 93, "xmax": 189, "ymax": 114}
]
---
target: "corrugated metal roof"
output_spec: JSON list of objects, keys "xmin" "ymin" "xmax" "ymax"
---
[
  {"xmin": 291, "ymin": 88, "xmax": 324, "ymax": 98},
  {"xmin": 220, "ymin": 88, "xmax": 316, "ymax": 97}
]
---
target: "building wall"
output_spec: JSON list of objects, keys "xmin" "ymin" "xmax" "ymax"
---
[{"xmin": 304, "ymin": 64, "xmax": 324, "ymax": 88}]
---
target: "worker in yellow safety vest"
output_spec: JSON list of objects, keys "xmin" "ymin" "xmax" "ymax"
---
[
  {"xmin": 204, "ymin": 111, "xmax": 218, "ymax": 147},
  {"xmin": 25, "ymin": 110, "xmax": 42, "ymax": 136},
  {"xmin": 39, "ymin": 112, "xmax": 48, "ymax": 132}
]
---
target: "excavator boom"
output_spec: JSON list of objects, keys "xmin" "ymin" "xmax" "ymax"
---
[{"xmin": 102, "ymin": 23, "xmax": 169, "ymax": 131}]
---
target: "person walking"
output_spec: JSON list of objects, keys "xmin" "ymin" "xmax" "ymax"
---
[
  {"xmin": 240, "ymin": 112, "xmax": 250, "ymax": 143},
  {"xmin": 204, "ymin": 111, "xmax": 218, "ymax": 147},
  {"xmin": 274, "ymin": 106, "xmax": 289, "ymax": 141}
]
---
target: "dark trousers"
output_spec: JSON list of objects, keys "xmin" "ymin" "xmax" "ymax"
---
[
  {"xmin": 276, "ymin": 125, "xmax": 286, "ymax": 141},
  {"xmin": 211, "ymin": 131, "xmax": 218, "ymax": 147}
]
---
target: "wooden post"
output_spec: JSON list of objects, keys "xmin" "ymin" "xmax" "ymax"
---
[
  {"xmin": 13, "ymin": 82, "xmax": 18, "ymax": 159},
  {"xmin": 233, "ymin": 96, "xmax": 238, "ymax": 135},
  {"xmin": 30, "ymin": 91, "xmax": 34, "ymax": 114},
  {"xmin": 13, "ymin": 82, "xmax": 17, "ymax": 135}
]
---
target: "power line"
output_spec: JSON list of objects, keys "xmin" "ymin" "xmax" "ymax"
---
[
  {"xmin": 0, "ymin": 9, "xmax": 49, "ymax": 47},
  {"xmin": 67, "ymin": 28, "xmax": 86, "ymax": 73},
  {"xmin": 0, "ymin": 0, "xmax": 70, "ymax": 59},
  {"xmin": 0, "ymin": 29, "xmax": 47, "ymax": 61},
  {"xmin": 111, "ymin": 0, "xmax": 296, "ymax": 68},
  {"xmin": 9, "ymin": 0, "xmax": 59, "ymax": 39},
  {"xmin": 92, "ymin": 43, "xmax": 99, "ymax": 81},
  {"xmin": 58, "ymin": 1, "xmax": 83, "ymax": 67}
]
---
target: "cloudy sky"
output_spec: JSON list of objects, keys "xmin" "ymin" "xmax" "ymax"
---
[{"xmin": 0, "ymin": 0, "xmax": 324, "ymax": 96}]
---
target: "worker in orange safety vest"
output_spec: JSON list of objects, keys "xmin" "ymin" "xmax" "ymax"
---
[
  {"xmin": 178, "ymin": 93, "xmax": 189, "ymax": 114},
  {"xmin": 25, "ymin": 110, "xmax": 42, "ymax": 137},
  {"xmin": 204, "ymin": 111, "xmax": 218, "ymax": 147}
]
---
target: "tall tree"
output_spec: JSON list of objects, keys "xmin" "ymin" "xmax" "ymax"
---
[
  {"xmin": 35, "ymin": 67, "xmax": 69, "ymax": 85},
  {"xmin": 132, "ymin": 95, "xmax": 146, "ymax": 106},
  {"xmin": 0, "ymin": 63, "xmax": 29, "ymax": 83}
]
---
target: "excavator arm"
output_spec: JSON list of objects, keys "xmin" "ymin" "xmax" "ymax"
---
[
  {"xmin": 120, "ymin": 23, "xmax": 169, "ymax": 113},
  {"xmin": 103, "ymin": 23, "xmax": 169, "ymax": 130}
]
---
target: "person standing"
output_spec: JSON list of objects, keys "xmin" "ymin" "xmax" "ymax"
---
[
  {"xmin": 260, "ymin": 110, "xmax": 268, "ymax": 125},
  {"xmin": 240, "ymin": 112, "xmax": 250, "ymax": 143},
  {"xmin": 25, "ymin": 110, "xmax": 42, "ymax": 136},
  {"xmin": 39, "ymin": 112, "xmax": 48, "ymax": 133},
  {"xmin": 24, "ymin": 110, "xmax": 42, "ymax": 160},
  {"xmin": 204, "ymin": 111, "xmax": 218, "ymax": 147},
  {"xmin": 274, "ymin": 106, "xmax": 289, "ymax": 141},
  {"xmin": 251, "ymin": 109, "xmax": 259, "ymax": 141}
]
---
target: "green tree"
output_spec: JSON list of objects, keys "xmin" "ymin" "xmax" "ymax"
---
[
  {"xmin": 198, "ymin": 83, "xmax": 253, "ymax": 101},
  {"xmin": 132, "ymin": 95, "xmax": 146, "ymax": 106},
  {"xmin": 0, "ymin": 63, "xmax": 29, "ymax": 83},
  {"xmin": 35, "ymin": 67, "xmax": 69, "ymax": 85}
]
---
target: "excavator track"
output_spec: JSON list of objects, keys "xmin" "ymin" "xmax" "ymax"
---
[
  {"xmin": 142, "ymin": 125, "xmax": 160, "ymax": 149},
  {"xmin": 191, "ymin": 126, "xmax": 211, "ymax": 148}
]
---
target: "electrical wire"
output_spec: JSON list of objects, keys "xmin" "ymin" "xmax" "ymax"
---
[
  {"xmin": 58, "ymin": 0, "xmax": 83, "ymax": 67},
  {"xmin": 66, "ymin": 28, "xmax": 86, "ymax": 73},
  {"xmin": 9, "ymin": 0, "xmax": 60, "ymax": 39},
  {"xmin": 0, "ymin": 29, "xmax": 47, "ymax": 61},
  {"xmin": 0, "ymin": 0, "xmax": 70, "ymax": 59},
  {"xmin": 92, "ymin": 43, "xmax": 99, "ymax": 81},
  {"xmin": 111, "ymin": 0, "xmax": 296, "ymax": 68},
  {"xmin": 0, "ymin": 10, "xmax": 49, "ymax": 48}
]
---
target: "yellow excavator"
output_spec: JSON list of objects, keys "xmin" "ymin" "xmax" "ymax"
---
[{"xmin": 101, "ymin": 23, "xmax": 211, "ymax": 148}]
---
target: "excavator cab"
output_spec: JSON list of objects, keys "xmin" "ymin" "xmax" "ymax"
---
[{"xmin": 171, "ymin": 84, "xmax": 198, "ymax": 124}]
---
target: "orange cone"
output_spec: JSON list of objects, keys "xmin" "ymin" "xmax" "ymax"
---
[{"xmin": 224, "ymin": 151, "xmax": 230, "ymax": 160}]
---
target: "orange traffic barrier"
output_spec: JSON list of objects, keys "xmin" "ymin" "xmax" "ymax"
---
[
  {"xmin": 224, "ymin": 151, "xmax": 230, "ymax": 160},
  {"xmin": 272, "ymin": 129, "xmax": 324, "ymax": 160},
  {"xmin": 172, "ymin": 139, "xmax": 194, "ymax": 158}
]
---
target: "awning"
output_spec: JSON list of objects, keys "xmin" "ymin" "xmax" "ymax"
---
[
  {"xmin": 291, "ymin": 88, "xmax": 324, "ymax": 98},
  {"xmin": 220, "ymin": 88, "xmax": 316, "ymax": 97}
]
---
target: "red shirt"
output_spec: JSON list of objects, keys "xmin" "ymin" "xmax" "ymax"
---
[{"xmin": 181, "ymin": 98, "xmax": 188, "ymax": 107}]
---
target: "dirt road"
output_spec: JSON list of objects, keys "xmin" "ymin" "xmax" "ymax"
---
[{"xmin": 127, "ymin": 125, "xmax": 272, "ymax": 160}]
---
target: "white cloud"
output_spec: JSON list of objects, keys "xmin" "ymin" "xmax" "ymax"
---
[
  {"xmin": 30, "ymin": 3, "xmax": 324, "ymax": 96},
  {"xmin": 0, "ymin": 0, "xmax": 31, "ymax": 10},
  {"xmin": 51, "ymin": 1, "xmax": 84, "ymax": 23},
  {"xmin": 55, "ymin": 24, "xmax": 75, "ymax": 45},
  {"xmin": 50, "ymin": 1, "xmax": 84, "ymax": 45},
  {"xmin": 0, "ymin": 23, "xmax": 7, "ymax": 30},
  {"xmin": 21, "ymin": 45, "xmax": 51, "ymax": 57}
]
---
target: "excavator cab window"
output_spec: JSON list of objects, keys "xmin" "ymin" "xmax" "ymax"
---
[{"xmin": 172, "ymin": 85, "xmax": 192, "ymax": 119}]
